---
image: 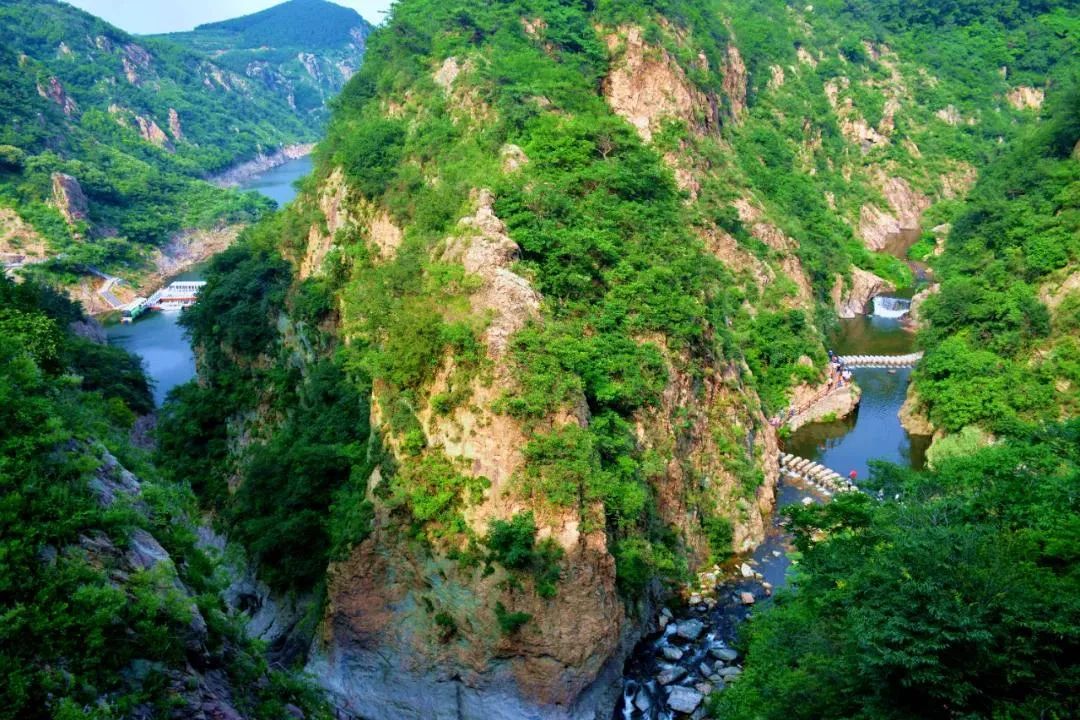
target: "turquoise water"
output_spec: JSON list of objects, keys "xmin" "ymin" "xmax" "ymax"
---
[
  {"xmin": 788, "ymin": 313, "xmax": 930, "ymax": 477},
  {"xmin": 237, "ymin": 155, "xmax": 313, "ymax": 207},
  {"xmin": 105, "ymin": 155, "xmax": 311, "ymax": 405}
]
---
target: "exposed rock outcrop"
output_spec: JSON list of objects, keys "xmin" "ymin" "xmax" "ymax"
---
[
  {"xmin": 135, "ymin": 114, "xmax": 173, "ymax": 150},
  {"xmin": 831, "ymin": 267, "xmax": 894, "ymax": 318},
  {"xmin": 602, "ymin": 26, "xmax": 718, "ymax": 142},
  {"xmin": 908, "ymin": 283, "xmax": 940, "ymax": 330},
  {"xmin": 168, "ymin": 108, "xmax": 184, "ymax": 142},
  {"xmin": 37, "ymin": 76, "xmax": 78, "ymax": 116},
  {"xmin": 721, "ymin": 44, "xmax": 748, "ymax": 120},
  {"xmin": 786, "ymin": 382, "xmax": 861, "ymax": 433},
  {"xmin": 51, "ymin": 172, "xmax": 89, "ymax": 226},
  {"xmin": 633, "ymin": 348, "xmax": 778, "ymax": 555},
  {"xmin": 732, "ymin": 199, "xmax": 815, "ymax": 309},
  {"xmin": 308, "ymin": 187, "xmax": 778, "ymax": 719},
  {"xmin": 1006, "ymin": 86, "xmax": 1044, "ymax": 111},
  {"xmin": 899, "ymin": 388, "xmax": 935, "ymax": 436},
  {"xmin": 858, "ymin": 175, "xmax": 930, "ymax": 250},
  {"xmin": 1040, "ymin": 270, "xmax": 1080, "ymax": 312},
  {"xmin": 311, "ymin": 191, "xmax": 628, "ymax": 719},
  {"xmin": 142, "ymin": 225, "xmax": 243, "ymax": 293},
  {"xmin": 299, "ymin": 167, "xmax": 356, "ymax": 278}
]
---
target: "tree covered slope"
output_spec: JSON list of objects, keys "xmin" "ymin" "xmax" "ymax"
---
[
  {"xmin": 0, "ymin": 0, "xmax": 352, "ymax": 293},
  {"xmin": 160, "ymin": 0, "xmax": 373, "ymax": 122},
  {"xmin": 911, "ymin": 83, "xmax": 1080, "ymax": 437},
  {"xmin": 0, "ymin": 275, "xmax": 332, "ymax": 720}
]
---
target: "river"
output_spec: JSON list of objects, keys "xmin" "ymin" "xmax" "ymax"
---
[
  {"xmin": 105, "ymin": 155, "xmax": 312, "ymax": 405},
  {"xmin": 615, "ymin": 236, "xmax": 932, "ymax": 718}
]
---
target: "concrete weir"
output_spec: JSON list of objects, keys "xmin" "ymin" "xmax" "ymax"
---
[
  {"xmin": 837, "ymin": 352, "xmax": 923, "ymax": 369},
  {"xmin": 779, "ymin": 453, "xmax": 858, "ymax": 495}
]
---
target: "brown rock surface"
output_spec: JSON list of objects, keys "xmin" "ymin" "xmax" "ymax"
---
[
  {"xmin": 37, "ymin": 76, "xmax": 78, "ymax": 116},
  {"xmin": 602, "ymin": 26, "xmax": 718, "ymax": 142},
  {"xmin": 859, "ymin": 175, "xmax": 930, "ymax": 250},
  {"xmin": 899, "ymin": 387, "xmax": 935, "ymax": 436},
  {"xmin": 51, "ymin": 173, "xmax": 89, "ymax": 226},
  {"xmin": 831, "ymin": 267, "xmax": 894, "ymax": 318},
  {"xmin": 1006, "ymin": 86, "xmax": 1044, "ymax": 111}
]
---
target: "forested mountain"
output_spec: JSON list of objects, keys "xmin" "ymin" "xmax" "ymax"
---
[
  {"xmin": 0, "ymin": 0, "xmax": 368, "ymax": 298},
  {"xmin": 152, "ymin": 0, "xmax": 1079, "ymax": 718},
  {"xmin": 3, "ymin": 0, "xmax": 1078, "ymax": 718},
  {"xmin": 160, "ymin": 0, "xmax": 373, "ymax": 122}
]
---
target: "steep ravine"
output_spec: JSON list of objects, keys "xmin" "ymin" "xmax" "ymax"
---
[{"xmin": 615, "ymin": 296, "xmax": 926, "ymax": 719}]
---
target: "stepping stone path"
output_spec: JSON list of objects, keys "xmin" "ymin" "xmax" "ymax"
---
[{"xmin": 778, "ymin": 452, "xmax": 861, "ymax": 495}]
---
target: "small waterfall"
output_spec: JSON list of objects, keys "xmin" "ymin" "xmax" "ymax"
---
[{"xmin": 872, "ymin": 296, "xmax": 911, "ymax": 318}]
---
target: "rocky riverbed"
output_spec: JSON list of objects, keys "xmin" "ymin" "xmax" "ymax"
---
[{"xmin": 615, "ymin": 476, "xmax": 829, "ymax": 719}]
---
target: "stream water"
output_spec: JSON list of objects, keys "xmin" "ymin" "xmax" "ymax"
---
[
  {"xmin": 105, "ymin": 155, "xmax": 312, "ymax": 405},
  {"xmin": 614, "ymin": 231, "xmax": 933, "ymax": 718}
]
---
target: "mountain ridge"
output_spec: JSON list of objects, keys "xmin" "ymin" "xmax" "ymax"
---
[{"xmin": 159, "ymin": 0, "xmax": 373, "ymax": 122}]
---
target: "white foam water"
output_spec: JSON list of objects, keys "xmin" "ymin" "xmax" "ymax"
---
[{"xmin": 872, "ymin": 296, "xmax": 911, "ymax": 318}]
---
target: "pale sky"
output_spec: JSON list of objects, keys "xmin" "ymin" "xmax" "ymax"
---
[{"xmin": 64, "ymin": 0, "xmax": 395, "ymax": 34}]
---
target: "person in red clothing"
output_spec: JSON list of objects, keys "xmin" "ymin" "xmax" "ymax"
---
[{"xmin": 849, "ymin": 469, "xmax": 858, "ymax": 481}]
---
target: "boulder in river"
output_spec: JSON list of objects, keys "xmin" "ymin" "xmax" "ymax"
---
[
  {"xmin": 634, "ymin": 689, "xmax": 652, "ymax": 712},
  {"xmin": 710, "ymin": 647, "xmax": 738, "ymax": 662},
  {"xmin": 739, "ymin": 591, "xmax": 756, "ymax": 605},
  {"xmin": 675, "ymin": 618, "xmax": 705, "ymax": 641},
  {"xmin": 719, "ymin": 666, "xmax": 743, "ymax": 679},
  {"xmin": 740, "ymin": 562, "xmax": 754, "ymax": 578},
  {"xmin": 667, "ymin": 686, "xmax": 705, "ymax": 714},
  {"xmin": 662, "ymin": 645, "xmax": 684, "ymax": 662},
  {"xmin": 657, "ymin": 666, "xmax": 687, "ymax": 685}
]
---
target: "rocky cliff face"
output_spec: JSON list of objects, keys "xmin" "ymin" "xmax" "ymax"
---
[
  {"xmin": 293, "ymin": 181, "xmax": 780, "ymax": 719},
  {"xmin": 51, "ymin": 172, "xmax": 89, "ymax": 226},
  {"xmin": 265, "ymin": 18, "xmax": 787, "ymax": 706},
  {"xmin": 832, "ymin": 267, "xmax": 895, "ymax": 318}
]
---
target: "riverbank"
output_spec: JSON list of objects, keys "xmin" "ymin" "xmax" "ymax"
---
[
  {"xmin": 105, "ymin": 152, "xmax": 313, "ymax": 405},
  {"xmin": 210, "ymin": 143, "xmax": 316, "ymax": 188}
]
